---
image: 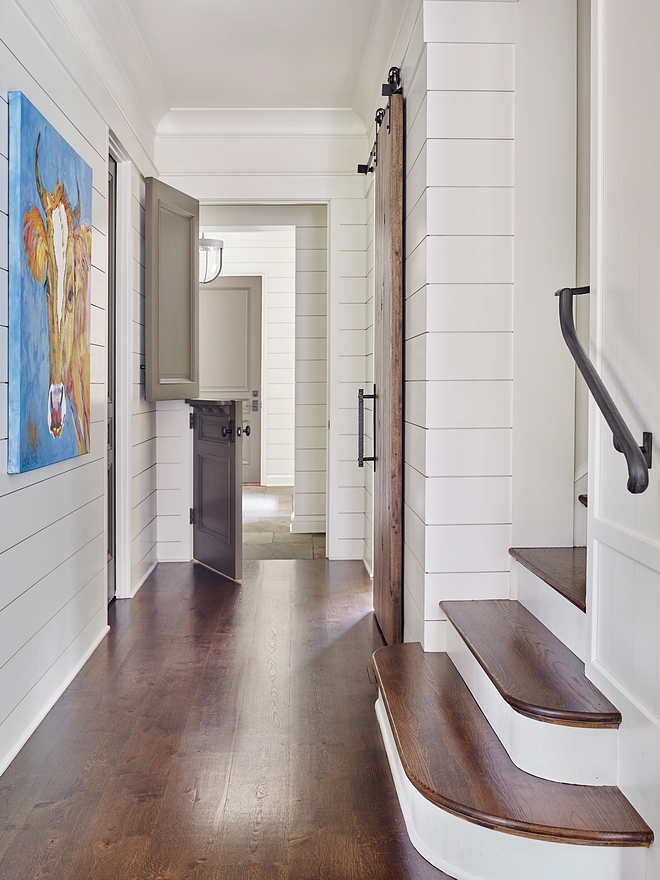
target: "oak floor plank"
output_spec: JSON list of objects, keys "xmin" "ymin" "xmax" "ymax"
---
[{"xmin": 0, "ymin": 559, "xmax": 453, "ymax": 879}]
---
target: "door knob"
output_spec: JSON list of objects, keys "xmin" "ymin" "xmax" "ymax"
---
[
  {"xmin": 244, "ymin": 425, "xmax": 251, "ymax": 437},
  {"xmin": 221, "ymin": 425, "xmax": 232, "ymax": 438}
]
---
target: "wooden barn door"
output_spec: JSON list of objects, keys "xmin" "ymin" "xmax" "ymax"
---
[{"xmin": 373, "ymin": 92, "xmax": 404, "ymax": 645}]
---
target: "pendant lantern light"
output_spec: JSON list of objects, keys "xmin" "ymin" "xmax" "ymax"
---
[{"xmin": 199, "ymin": 233, "xmax": 224, "ymax": 284}]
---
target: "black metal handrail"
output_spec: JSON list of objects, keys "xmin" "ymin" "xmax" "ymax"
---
[{"xmin": 556, "ymin": 286, "xmax": 651, "ymax": 494}]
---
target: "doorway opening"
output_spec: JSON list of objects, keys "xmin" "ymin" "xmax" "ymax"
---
[{"xmin": 199, "ymin": 206, "xmax": 328, "ymax": 560}]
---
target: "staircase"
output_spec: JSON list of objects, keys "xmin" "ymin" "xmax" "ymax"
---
[{"xmin": 373, "ymin": 548, "xmax": 654, "ymax": 880}]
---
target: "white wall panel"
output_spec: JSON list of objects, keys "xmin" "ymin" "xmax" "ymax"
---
[
  {"xmin": 423, "ymin": 0, "xmax": 516, "ymax": 43},
  {"xmin": 427, "ymin": 91, "xmax": 514, "ymax": 140},
  {"xmin": 426, "ymin": 42, "xmax": 514, "ymax": 91},
  {"xmin": 427, "ymin": 138, "xmax": 514, "ymax": 187}
]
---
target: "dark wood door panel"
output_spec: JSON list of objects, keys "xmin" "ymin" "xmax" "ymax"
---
[
  {"xmin": 373, "ymin": 92, "xmax": 404, "ymax": 645},
  {"xmin": 191, "ymin": 402, "xmax": 242, "ymax": 580},
  {"xmin": 198, "ymin": 454, "xmax": 231, "ymax": 540}
]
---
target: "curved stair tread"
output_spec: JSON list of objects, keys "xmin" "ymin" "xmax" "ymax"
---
[
  {"xmin": 509, "ymin": 546, "xmax": 586, "ymax": 611},
  {"xmin": 441, "ymin": 599, "xmax": 620, "ymax": 727},
  {"xmin": 373, "ymin": 643, "xmax": 653, "ymax": 846}
]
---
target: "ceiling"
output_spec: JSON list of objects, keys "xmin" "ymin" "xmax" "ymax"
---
[{"xmin": 80, "ymin": 0, "xmax": 407, "ymax": 124}]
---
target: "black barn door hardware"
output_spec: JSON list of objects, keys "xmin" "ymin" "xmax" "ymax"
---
[
  {"xmin": 357, "ymin": 68, "xmax": 402, "ymax": 174},
  {"xmin": 556, "ymin": 286, "xmax": 651, "ymax": 493},
  {"xmin": 358, "ymin": 387, "xmax": 376, "ymax": 470}
]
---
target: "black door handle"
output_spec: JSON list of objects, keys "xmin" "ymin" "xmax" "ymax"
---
[
  {"xmin": 244, "ymin": 425, "xmax": 251, "ymax": 437},
  {"xmin": 358, "ymin": 387, "xmax": 376, "ymax": 470}
]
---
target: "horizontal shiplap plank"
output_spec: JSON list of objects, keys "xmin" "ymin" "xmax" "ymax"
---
[
  {"xmin": 427, "ymin": 91, "xmax": 514, "ymax": 140},
  {"xmin": 423, "ymin": 1, "xmax": 516, "ymax": 44},
  {"xmin": 426, "ymin": 42, "xmax": 514, "ymax": 92},
  {"xmin": 0, "ymin": 459, "xmax": 103, "ymax": 556}
]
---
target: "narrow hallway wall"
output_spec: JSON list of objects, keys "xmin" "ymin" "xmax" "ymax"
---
[{"xmin": 0, "ymin": 0, "xmax": 158, "ymax": 772}]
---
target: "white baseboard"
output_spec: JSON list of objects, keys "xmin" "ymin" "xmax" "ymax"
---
[
  {"xmin": 263, "ymin": 476, "xmax": 294, "ymax": 487},
  {"xmin": 129, "ymin": 560, "xmax": 158, "ymax": 598},
  {"xmin": 0, "ymin": 623, "xmax": 110, "ymax": 777},
  {"xmin": 290, "ymin": 514, "xmax": 326, "ymax": 533}
]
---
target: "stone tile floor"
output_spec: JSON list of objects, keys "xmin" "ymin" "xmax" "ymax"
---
[{"xmin": 242, "ymin": 485, "xmax": 326, "ymax": 559}]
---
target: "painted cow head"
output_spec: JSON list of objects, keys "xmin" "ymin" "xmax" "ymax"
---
[{"xmin": 22, "ymin": 134, "xmax": 91, "ymax": 452}]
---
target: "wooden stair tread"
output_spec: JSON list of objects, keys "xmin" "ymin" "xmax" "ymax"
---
[
  {"xmin": 373, "ymin": 643, "xmax": 653, "ymax": 846},
  {"xmin": 441, "ymin": 599, "xmax": 620, "ymax": 727},
  {"xmin": 509, "ymin": 546, "xmax": 586, "ymax": 611}
]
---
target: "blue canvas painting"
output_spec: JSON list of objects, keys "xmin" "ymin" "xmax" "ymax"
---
[{"xmin": 8, "ymin": 92, "xmax": 93, "ymax": 474}]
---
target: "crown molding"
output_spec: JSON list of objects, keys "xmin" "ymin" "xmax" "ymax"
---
[{"xmin": 157, "ymin": 108, "xmax": 368, "ymax": 139}]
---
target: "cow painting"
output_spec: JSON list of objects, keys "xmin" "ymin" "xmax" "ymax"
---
[{"xmin": 8, "ymin": 92, "xmax": 93, "ymax": 474}]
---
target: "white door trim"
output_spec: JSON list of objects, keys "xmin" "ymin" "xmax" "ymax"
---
[{"xmin": 113, "ymin": 158, "xmax": 133, "ymax": 599}]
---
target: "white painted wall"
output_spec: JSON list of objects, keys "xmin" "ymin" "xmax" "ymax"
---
[
  {"xmin": 0, "ymin": 0, "xmax": 156, "ymax": 772},
  {"xmin": 584, "ymin": 0, "xmax": 660, "ymax": 869},
  {"xmin": 512, "ymin": 0, "xmax": 577, "ymax": 548}
]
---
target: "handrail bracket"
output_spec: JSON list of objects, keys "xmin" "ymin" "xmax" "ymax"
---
[{"xmin": 614, "ymin": 431, "xmax": 652, "ymax": 470}]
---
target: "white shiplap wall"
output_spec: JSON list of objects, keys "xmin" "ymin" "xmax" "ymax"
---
[
  {"xmin": 0, "ymin": 49, "xmax": 108, "ymax": 772},
  {"xmin": 293, "ymin": 207, "xmax": 327, "ymax": 534},
  {"xmin": 402, "ymin": 1, "xmax": 517, "ymax": 648},
  {"xmin": 327, "ymin": 198, "xmax": 369, "ymax": 558},
  {"xmin": 0, "ymin": 0, "xmax": 158, "ymax": 770}
]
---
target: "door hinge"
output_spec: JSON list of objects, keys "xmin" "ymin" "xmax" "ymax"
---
[
  {"xmin": 189, "ymin": 412, "xmax": 195, "ymax": 429},
  {"xmin": 190, "ymin": 508, "xmax": 195, "ymax": 525}
]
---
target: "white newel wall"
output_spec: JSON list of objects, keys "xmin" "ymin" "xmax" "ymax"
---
[
  {"xmin": 402, "ymin": 0, "xmax": 515, "ymax": 649},
  {"xmin": 398, "ymin": 0, "xmax": 577, "ymax": 649},
  {"xmin": 0, "ymin": 0, "xmax": 158, "ymax": 771}
]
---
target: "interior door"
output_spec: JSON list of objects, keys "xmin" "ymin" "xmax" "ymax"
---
[
  {"xmin": 199, "ymin": 275, "xmax": 262, "ymax": 483},
  {"xmin": 145, "ymin": 178, "xmax": 199, "ymax": 401},
  {"xmin": 372, "ymin": 92, "xmax": 404, "ymax": 645},
  {"xmin": 191, "ymin": 401, "xmax": 242, "ymax": 580}
]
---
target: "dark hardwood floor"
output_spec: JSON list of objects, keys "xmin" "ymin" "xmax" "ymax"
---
[{"xmin": 0, "ymin": 560, "xmax": 451, "ymax": 879}]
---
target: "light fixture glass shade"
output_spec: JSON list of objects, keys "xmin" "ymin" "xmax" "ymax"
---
[{"xmin": 199, "ymin": 235, "xmax": 224, "ymax": 284}]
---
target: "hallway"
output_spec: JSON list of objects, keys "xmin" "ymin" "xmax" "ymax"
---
[{"xmin": 0, "ymin": 560, "xmax": 449, "ymax": 879}]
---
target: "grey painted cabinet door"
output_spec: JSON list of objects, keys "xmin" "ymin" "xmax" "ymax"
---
[{"xmin": 145, "ymin": 178, "xmax": 200, "ymax": 401}]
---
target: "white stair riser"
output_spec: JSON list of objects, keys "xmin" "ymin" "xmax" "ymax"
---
[
  {"xmin": 376, "ymin": 695, "xmax": 646, "ymax": 880},
  {"xmin": 446, "ymin": 622, "xmax": 618, "ymax": 785},
  {"xmin": 513, "ymin": 561, "xmax": 587, "ymax": 660}
]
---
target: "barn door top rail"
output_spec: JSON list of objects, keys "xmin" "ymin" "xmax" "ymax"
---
[{"xmin": 556, "ymin": 286, "xmax": 651, "ymax": 494}]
